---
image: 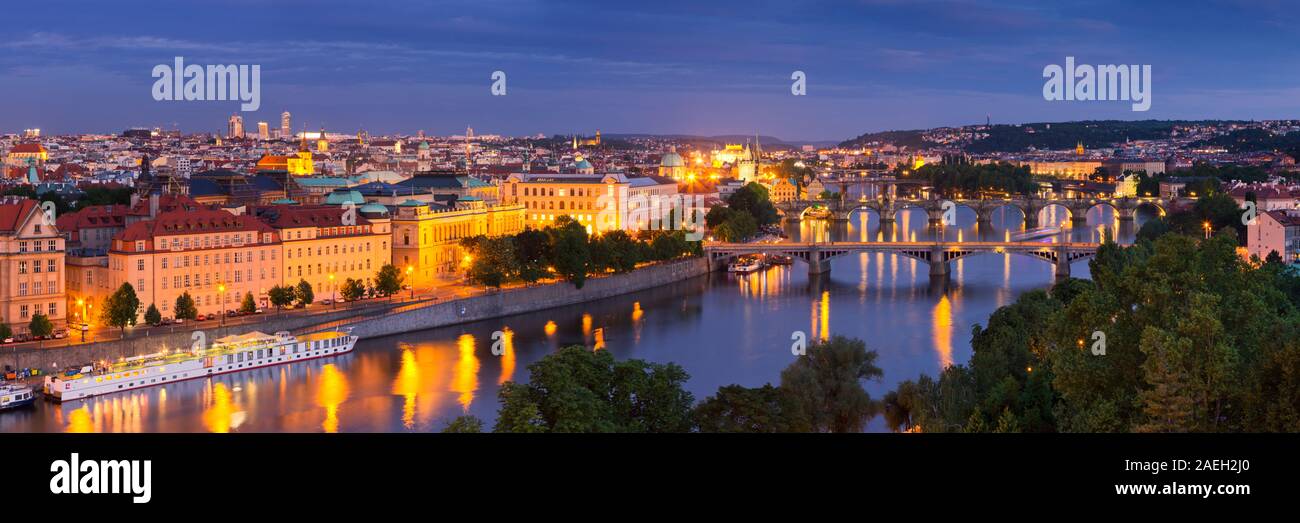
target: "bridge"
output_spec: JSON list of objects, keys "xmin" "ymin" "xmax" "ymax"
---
[
  {"xmin": 777, "ymin": 195, "xmax": 1169, "ymax": 228},
  {"xmin": 704, "ymin": 240, "xmax": 1101, "ymax": 280}
]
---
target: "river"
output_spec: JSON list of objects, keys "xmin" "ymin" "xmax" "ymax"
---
[{"xmin": 0, "ymin": 205, "xmax": 1152, "ymax": 432}]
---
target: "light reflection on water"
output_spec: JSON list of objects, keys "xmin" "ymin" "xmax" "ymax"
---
[{"xmin": 0, "ymin": 205, "xmax": 1152, "ymax": 433}]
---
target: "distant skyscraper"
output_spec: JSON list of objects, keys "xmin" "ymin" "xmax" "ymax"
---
[
  {"xmin": 228, "ymin": 115, "xmax": 244, "ymax": 138},
  {"xmin": 258, "ymin": 121, "xmax": 270, "ymax": 140},
  {"xmin": 281, "ymin": 111, "xmax": 291, "ymax": 139}
]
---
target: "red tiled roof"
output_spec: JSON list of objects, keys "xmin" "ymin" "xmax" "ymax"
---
[
  {"xmin": 0, "ymin": 200, "xmax": 39, "ymax": 233},
  {"xmin": 257, "ymin": 205, "xmax": 372, "ymax": 229},
  {"xmin": 118, "ymin": 209, "xmax": 275, "ymax": 242},
  {"xmin": 1265, "ymin": 210, "xmax": 1300, "ymax": 227},
  {"xmin": 8, "ymin": 143, "xmax": 46, "ymax": 154},
  {"xmin": 56, "ymin": 205, "xmax": 128, "ymax": 238},
  {"xmin": 128, "ymin": 193, "xmax": 202, "ymax": 215}
]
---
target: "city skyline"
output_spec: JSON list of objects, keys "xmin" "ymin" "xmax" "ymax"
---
[{"xmin": 3, "ymin": 0, "xmax": 1299, "ymax": 140}]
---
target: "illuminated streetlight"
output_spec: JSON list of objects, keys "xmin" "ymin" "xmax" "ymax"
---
[
  {"xmin": 328, "ymin": 273, "xmax": 336, "ymax": 308},
  {"xmin": 1203, "ymin": 221, "xmax": 1212, "ymax": 240},
  {"xmin": 218, "ymin": 283, "xmax": 226, "ymax": 325},
  {"xmin": 406, "ymin": 265, "xmax": 414, "ymax": 300}
]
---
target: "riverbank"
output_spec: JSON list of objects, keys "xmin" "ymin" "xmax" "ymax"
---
[{"xmin": 0, "ymin": 257, "xmax": 712, "ymax": 373}]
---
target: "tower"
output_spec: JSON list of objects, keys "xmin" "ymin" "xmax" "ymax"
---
[
  {"xmin": 1076, "ymin": 141, "xmax": 1085, "ymax": 156},
  {"xmin": 317, "ymin": 127, "xmax": 329, "ymax": 152},
  {"xmin": 280, "ymin": 111, "xmax": 291, "ymax": 139},
  {"xmin": 227, "ymin": 115, "xmax": 244, "ymax": 138}
]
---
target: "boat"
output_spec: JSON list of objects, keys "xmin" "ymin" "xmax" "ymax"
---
[
  {"xmin": 728, "ymin": 255, "xmax": 764, "ymax": 273},
  {"xmin": 43, "ymin": 330, "xmax": 357, "ymax": 403},
  {"xmin": 0, "ymin": 384, "xmax": 36, "ymax": 410},
  {"xmin": 767, "ymin": 254, "xmax": 794, "ymax": 266}
]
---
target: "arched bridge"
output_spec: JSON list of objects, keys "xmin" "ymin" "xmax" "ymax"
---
[
  {"xmin": 777, "ymin": 196, "xmax": 1169, "ymax": 228},
  {"xmin": 704, "ymin": 240, "xmax": 1100, "ymax": 280}
]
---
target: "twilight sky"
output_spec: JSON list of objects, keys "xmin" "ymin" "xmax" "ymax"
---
[{"xmin": 1, "ymin": 0, "xmax": 1297, "ymax": 141}]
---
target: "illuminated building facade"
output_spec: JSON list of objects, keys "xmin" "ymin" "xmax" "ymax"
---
[
  {"xmin": 257, "ymin": 205, "xmax": 392, "ymax": 301},
  {"xmin": 0, "ymin": 199, "xmax": 67, "ymax": 333},
  {"xmin": 501, "ymin": 172, "xmax": 678, "ymax": 233},
  {"xmin": 391, "ymin": 199, "xmax": 525, "ymax": 287},
  {"xmin": 107, "ymin": 209, "xmax": 281, "ymax": 320}
]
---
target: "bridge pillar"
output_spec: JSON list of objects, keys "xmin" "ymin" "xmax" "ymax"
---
[
  {"xmin": 808, "ymin": 246, "xmax": 831, "ymax": 276},
  {"xmin": 975, "ymin": 206, "xmax": 994, "ymax": 224},
  {"xmin": 929, "ymin": 245, "xmax": 949, "ymax": 277},
  {"xmin": 1070, "ymin": 214, "xmax": 1089, "ymax": 227},
  {"xmin": 1117, "ymin": 207, "xmax": 1136, "ymax": 221},
  {"xmin": 879, "ymin": 205, "xmax": 897, "ymax": 224},
  {"xmin": 1055, "ymin": 246, "xmax": 1071, "ymax": 281},
  {"xmin": 927, "ymin": 207, "xmax": 946, "ymax": 228},
  {"xmin": 1023, "ymin": 204, "xmax": 1040, "ymax": 229}
]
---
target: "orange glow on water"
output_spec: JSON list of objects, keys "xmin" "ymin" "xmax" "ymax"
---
[
  {"xmin": 66, "ymin": 405, "xmax": 93, "ymax": 433},
  {"xmin": 393, "ymin": 348, "xmax": 420, "ymax": 429},
  {"xmin": 315, "ymin": 364, "xmax": 349, "ymax": 433},
  {"xmin": 544, "ymin": 320, "xmax": 557, "ymax": 336},
  {"xmin": 933, "ymin": 295, "xmax": 954, "ymax": 368},
  {"xmin": 451, "ymin": 334, "xmax": 480, "ymax": 411},
  {"xmin": 498, "ymin": 327, "xmax": 516, "ymax": 385},
  {"xmin": 203, "ymin": 382, "xmax": 236, "ymax": 433}
]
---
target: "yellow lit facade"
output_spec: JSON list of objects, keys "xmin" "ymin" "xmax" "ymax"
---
[
  {"xmin": 0, "ymin": 200, "xmax": 67, "ymax": 333},
  {"xmin": 501, "ymin": 172, "xmax": 678, "ymax": 233},
  {"xmin": 392, "ymin": 201, "xmax": 525, "ymax": 288},
  {"xmin": 268, "ymin": 207, "xmax": 392, "ymax": 299}
]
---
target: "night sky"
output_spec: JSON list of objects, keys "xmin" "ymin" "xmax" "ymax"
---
[{"xmin": 2, "ymin": 0, "xmax": 1296, "ymax": 141}]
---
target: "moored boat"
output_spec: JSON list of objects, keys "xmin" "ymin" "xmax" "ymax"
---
[
  {"xmin": 728, "ymin": 255, "xmax": 765, "ymax": 273},
  {"xmin": 0, "ymin": 384, "xmax": 36, "ymax": 411},
  {"xmin": 43, "ymin": 330, "xmax": 357, "ymax": 402}
]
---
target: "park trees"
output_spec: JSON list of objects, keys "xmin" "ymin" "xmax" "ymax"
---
[
  {"xmin": 174, "ymin": 291, "xmax": 198, "ymax": 320},
  {"xmin": 102, "ymin": 283, "xmax": 141, "ymax": 336}
]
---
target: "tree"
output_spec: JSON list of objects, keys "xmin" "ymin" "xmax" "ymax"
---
[
  {"xmin": 779, "ymin": 335, "xmax": 883, "ymax": 432},
  {"xmin": 295, "ymin": 279, "xmax": 315, "ymax": 306},
  {"xmin": 0, "ymin": 322, "xmax": 11, "ymax": 341},
  {"xmin": 239, "ymin": 292, "xmax": 257, "ymax": 314},
  {"xmin": 144, "ymin": 304, "xmax": 162, "ymax": 326},
  {"xmin": 512, "ymin": 228, "xmax": 552, "ymax": 283},
  {"xmin": 268, "ymin": 285, "xmax": 295, "ymax": 312},
  {"xmin": 29, "ymin": 313, "xmax": 54, "ymax": 338},
  {"xmin": 374, "ymin": 264, "xmax": 403, "ymax": 297},
  {"xmin": 441, "ymin": 415, "xmax": 484, "ymax": 433},
  {"xmin": 465, "ymin": 237, "xmax": 519, "ymax": 288},
  {"xmin": 599, "ymin": 230, "xmax": 642, "ymax": 273},
  {"xmin": 494, "ymin": 346, "xmax": 694, "ymax": 433},
  {"xmin": 174, "ymin": 292, "xmax": 198, "ymax": 320},
  {"xmin": 693, "ymin": 384, "xmax": 788, "ymax": 433},
  {"xmin": 547, "ymin": 217, "xmax": 591, "ymax": 289},
  {"xmin": 726, "ymin": 182, "xmax": 780, "ymax": 225},
  {"xmin": 340, "ymin": 278, "xmax": 366, "ymax": 301},
  {"xmin": 102, "ymin": 282, "xmax": 141, "ymax": 336}
]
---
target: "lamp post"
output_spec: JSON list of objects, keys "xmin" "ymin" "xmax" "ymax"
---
[
  {"xmin": 218, "ymin": 283, "xmax": 226, "ymax": 326},
  {"xmin": 76, "ymin": 299, "xmax": 86, "ymax": 342},
  {"xmin": 1203, "ymin": 221, "xmax": 1212, "ymax": 240},
  {"xmin": 405, "ymin": 266, "xmax": 414, "ymax": 300},
  {"xmin": 328, "ymin": 273, "xmax": 336, "ymax": 308}
]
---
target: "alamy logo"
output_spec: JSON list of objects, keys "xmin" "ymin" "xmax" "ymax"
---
[
  {"xmin": 596, "ymin": 189, "xmax": 707, "ymax": 241},
  {"xmin": 1043, "ymin": 57, "xmax": 1151, "ymax": 111},
  {"xmin": 49, "ymin": 453, "xmax": 152, "ymax": 504},
  {"xmin": 152, "ymin": 57, "xmax": 261, "ymax": 111}
]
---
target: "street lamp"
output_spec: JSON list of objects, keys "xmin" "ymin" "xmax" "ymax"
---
[
  {"xmin": 76, "ymin": 299, "xmax": 86, "ymax": 342},
  {"xmin": 405, "ymin": 266, "xmax": 414, "ymax": 300},
  {"xmin": 218, "ymin": 283, "xmax": 226, "ymax": 325},
  {"xmin": 1203, "ymin": 221, "xmax": 1212, "ymax": 240},
  {"xmin": 328, "ymin": 273, "xmax": 336, "ymax": 308}
]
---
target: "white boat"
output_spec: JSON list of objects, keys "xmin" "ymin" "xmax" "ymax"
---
[
  {"xmin": 43, "ymin": 330, "xmax": 357, "ymax": 402},
  {"xmin": 0, "ymin": 384, "xmax": 35, "ymax": 410},
  {"xmin": 728, "ymin": 256, "xmax": 764, "ymax": 273}
]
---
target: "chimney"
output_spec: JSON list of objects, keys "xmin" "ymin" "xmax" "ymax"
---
[{"xmin": 149, "ymin": 193, "xmax": 160, "ymax": 218}]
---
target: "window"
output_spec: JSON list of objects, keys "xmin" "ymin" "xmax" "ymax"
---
[
  {"xmin": 18, "ymin": 261, "xmax": 26, "ymax": 274},
  {"xmin": 20, "ymin": 305, "xmax": 29, "ymax": 319},
  {"xmin": 137, "ymin": 259, "xmax": 145, "ymax": 271},
  {"xmin": 48, "ymin": 303, "xmax": 56, "ymax": 316},
  {"xmin": 18, "ymin": 283, "xmax": 27, "ymax": 296},
  {"xmin": 18, "ymin": 241, "xmax": 26, "ymax": 253}
]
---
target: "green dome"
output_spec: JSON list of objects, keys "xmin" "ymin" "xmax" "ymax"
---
[
  {"xmin": 359, "ymin": 202, "xmax": 389, "ymax": 215},
  {"xmin": 660, "ymin": 152, "xmax": 685, "ymax": 167}
]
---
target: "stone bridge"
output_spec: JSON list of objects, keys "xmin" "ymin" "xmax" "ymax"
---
[
  {"xmin": 704, "ymin": 240, "xmax": 1101, "ymax": 280},
  {"xmin": 777, "ymin": 196, "xmax": 1169, "ymax": 228}
]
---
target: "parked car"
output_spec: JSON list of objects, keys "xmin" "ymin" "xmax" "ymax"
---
[
  {"xmin": 320, "ymin": 299, "xmax": 333, "ymax": 306},
  {"xmin": 53, "ymin": 329, "xmax": 67, "ymax": 339}
]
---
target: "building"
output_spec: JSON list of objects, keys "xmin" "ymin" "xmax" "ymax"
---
[
  {"xmin": 1247, "ymin": 210, "xmax": 1300, "ymax": 264},
  {"xmin": 6, "ymin": 143, "xmax": 48, "ymax": 167},
  {"xmin": 280, "ymin": 111, "xmax": 291, "ymax": 139},
  {"xmin": 0, "ymin": 198, "xmax": 67, "ymax": 334},
  {"xmin": 255, "ymin": 140, "xmax": 315, "ymax": 175},
  {"xmin": 396, "ymin": 171, "xmax": 498, "ymax": 203},
  {"xmin": 1020, "ymin": 160, "xmax": 1103, "ymax": 180},
  {"xmin": 227, "ymin": 115, "xmax": 244, "ymax": 139},
  {"xmin": 254, "ymin": 205, "xmax": 392, "ymax": 302},
  {"xmin": 658, "ymin": 148, "xmax": 686, "ymax": 180},
  {"xmin": 391, "ymin": 199, "xmax": 525, "ymax": 288},
  {"xmin": 501, "ymin": 172, "xmax": 678, "ymax": 233},
  {"xmin": 1103, "ymin": 159, "xmax": 1166, "ymax": 177},
  {"xmin": 768, "ymin": 177, "xmax": 799, "ymax": 203},
  {"xmin": 107, "ymin": 208, "xmax": 281, "ymax": 320},
  {"xmin": 257, "ymin": 121, "xmax": 270, "ymax": 140}
]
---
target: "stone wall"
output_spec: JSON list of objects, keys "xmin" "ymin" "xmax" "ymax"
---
[
  {"xmin": 3, "ymin": 257, "xmax": 713, "ymax": 372},
  {"xmin": 318, "ymin": 257, "xmax": 712, "ymax": 339}
]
